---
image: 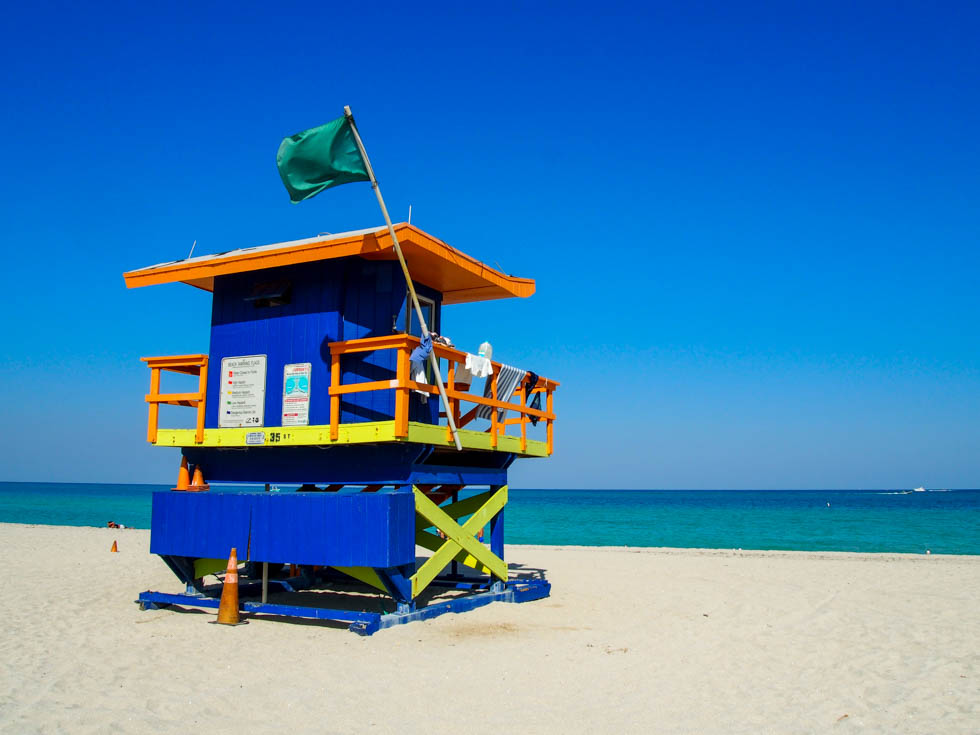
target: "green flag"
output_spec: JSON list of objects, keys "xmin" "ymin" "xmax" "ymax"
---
[{"xmin": 276, "ymin": 115, "xmax": 370, "ymax": 203}]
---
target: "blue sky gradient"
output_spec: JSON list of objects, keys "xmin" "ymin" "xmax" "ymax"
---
[{"xmin": 1, "ymin": 1, "xmax": 977, "ymax": 487}]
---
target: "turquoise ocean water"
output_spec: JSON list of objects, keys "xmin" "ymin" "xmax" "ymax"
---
[{"xmin": 0, "ymin": 483, "xmax": 977, "ymax": 555}]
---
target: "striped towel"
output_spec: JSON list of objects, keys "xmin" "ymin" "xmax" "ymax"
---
[{"xmin": 477, "ymin": 364, "xmax": 526, "ymax": 421}]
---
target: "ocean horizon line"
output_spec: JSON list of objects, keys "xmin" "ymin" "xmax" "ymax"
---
[{"xmin": 1, "ymin": 481, "xmax": 976, "ymax": 492}]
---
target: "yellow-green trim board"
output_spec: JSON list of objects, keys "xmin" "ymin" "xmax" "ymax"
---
[{"xmin": 152, "ymin": 420, "xmax": 549, "ymax": 457}]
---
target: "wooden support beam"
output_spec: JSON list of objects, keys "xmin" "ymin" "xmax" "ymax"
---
[
  {"xmin": 546, "ymin": 390, "xmax": 554, "ymax": 456},
  {"xmin": 147, "ymin": 368, "xmax": 160, "ymax": 443},
  {"xmin": 144, "ymin": 392, "xmax": 203, "ymax": 403},
  {"xmin": 415, "ymin": 528, "xmax": 492, "ymax": 575},
  {"xmin": 519, "ymin": 382, "xmax": 527, "ymax": 452},
  {"xmin": 410, "ymin": 486, "xmax": 508, "ymax": 598},
  {"xmin": 490, "ymin": 368, "xmax": 498, "ymax": 449},
  {"xmin": 446, "ymin": 359, "xmax": 456, "ymax": 444},
  {"xmin": 195, "ymin": 358, "xmax": 208, "ymax": 444},
  {"xmin": 329, "ymin": 379, "xmax": 398, "ymax": 396},
  {"xmin": 457, "ymin": 405, "xmax": 479, "ymax": 428},
  {"xmin": 395, "ymin": 347, "xmax": 409, "ymax": 437},
  {"xmin": 330, "ymin": 352, "xmax": 341, "ymax": 441},
  {"xmin": 414, "ymin": 488, "xmax": 496, "ymax": 524}
]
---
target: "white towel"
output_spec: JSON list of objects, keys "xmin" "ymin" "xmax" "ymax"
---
[
  {"xmin": 413, "ymin": 365, "xmax": 429, "ymax": 404},
  {"xmin": 477, "ymin": 363, "xmax": 526, "ymax": 421},
  {"xmin": 453, "ymin": 364, "xmax": 474, "ymax": 388},
  {"xmin": 465, "ymin": 353, "xmax": 492, "ymax": 378}
]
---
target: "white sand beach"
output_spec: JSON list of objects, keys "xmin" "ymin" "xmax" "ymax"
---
[{"xmin": 0, "ymin": 523, "xmax": 976, "ymax": 734}]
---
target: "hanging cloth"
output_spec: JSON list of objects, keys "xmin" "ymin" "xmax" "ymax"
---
[
  {"xmin": 477, "ymin": 364, "xmax": 526, "ymax": 422},
  {"xmin": 524, "ymin": 372, "xmax": 542, "ymax": 426}
]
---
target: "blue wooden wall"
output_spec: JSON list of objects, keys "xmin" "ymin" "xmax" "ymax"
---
[
  {"xmin": 205, "ymin": 257, "xmax": 440, "ymax": 429},
  {"xmin": 150, "ymin": 491, "xmax": 416, "ymax": 567}
]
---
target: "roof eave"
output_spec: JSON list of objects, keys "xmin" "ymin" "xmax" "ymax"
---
[{"xmin": 122, "ymin": 223, "xmax": 535, "ymax": 304}]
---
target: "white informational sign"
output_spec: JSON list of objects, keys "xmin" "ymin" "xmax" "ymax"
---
[
  {"xmin": 218, "ymin": 355, "xmax": 267, "ymax": 428},
  {"xmin": 282, "ymin": 363, "xmax": 312, "ymax": 426}
]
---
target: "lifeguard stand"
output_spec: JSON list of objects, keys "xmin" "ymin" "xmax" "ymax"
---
[{"xmin": 125, "ymin": 224, "xmax": 557, "ymax": 634}]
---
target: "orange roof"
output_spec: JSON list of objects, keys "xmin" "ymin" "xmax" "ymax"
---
[{"xmin": 122, "ymin": 224, "xmax": 535, "ymax": 305}]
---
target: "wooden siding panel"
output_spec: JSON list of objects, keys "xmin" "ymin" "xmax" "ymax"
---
[
  {"xmin": 206, "ymin": 260, "xmax": 344, "ymax": 429},
  {"xmin": 205, "ymin": 257, "xmax": 443, "ymax": 430},
  {"xmin": 341, "ymin": 262, "xmax": 402, "ymax": 424},
  {"xmin": 408, "ymin": 282, "xmax": 442, "ymax": 424}
]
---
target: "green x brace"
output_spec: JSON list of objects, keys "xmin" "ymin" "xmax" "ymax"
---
[{"xmin": 410, "ymin": 485, "xmax": 508, "ymax": 598}]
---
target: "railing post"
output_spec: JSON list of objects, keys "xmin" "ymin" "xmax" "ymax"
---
[
  {"xmin": 147, "ymin": 367, "xmax": 161, "ymax": 443},
  {"xmin": 395, "ymin": 345, "xmax": 409, "ymax": 438},
  {"xmin": 195, "ymin": 359, "xmax": 208, "ymax": 444},
  {"xmin": 490, "ymin": 492, "xmax": 505, "ymax": 563},
  {"xmin": 519, "ymin": 376, "xmax": 527, "ymax": 453},
  {"xmin": 490, "ymin": 367, "xmax": 498, "ymax": 449},
  {"xmin": 330, "ymin": 351, "xmax": 341, "ymax": 441},
  {"xmin": 453, "ymin": 366, "xmax": 462, "ymax": 438},
  {"xmin": 445, "ymin": 357, "xmax": 456, "ymax": 443},
  {"xmin": 546, "ymin": 388, "xmax": 554, "ymax": 456}
]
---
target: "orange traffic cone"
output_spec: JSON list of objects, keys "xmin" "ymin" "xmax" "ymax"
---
[
  {"xmin": 188, "ymin": 465, "xmax": 209, "ymax": 492},
  {"xmin": 174, "ymin": 457, "xmax": 190, "ymax": 491},
  {"xmin": 110, "ymin": 540, "xmax": 118, "ymax": 552},
  {"xmin": 214, "ymin": 547, "xmax": 246, "ymax": 625}
]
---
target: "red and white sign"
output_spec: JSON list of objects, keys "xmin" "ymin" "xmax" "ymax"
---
[
  {"xmin": 218, "ymin": 355, "xmax": 267, "ymax": 428},
  {"xmin": 282, "ymin": 363, "xmax": 311, "ymax": 427}
]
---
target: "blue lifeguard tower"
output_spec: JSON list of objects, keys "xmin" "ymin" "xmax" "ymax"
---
[{"xmin": 125, "ymin": 224, "xmax": 557, "ymax": 634}]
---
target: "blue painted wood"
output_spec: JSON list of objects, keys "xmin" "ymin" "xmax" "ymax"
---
[
  {"xmin": 137, "ymin": 591, "xmax": 380, "ymax": 624},
  {"xmin": 207, "ymin": 260, "xmax": 346, "ymax": 429},
  {"xmin": 181, "ymin": 446, "xmax": 513, "ymax": 485},
  {"xmin": 149, "ymin": 491, "xmax": 415, "ymax": 567},
  {"xmin": 508, "ymin": 579, "xmax": 552, "ymax": 603},
  {"xmin": 149, "ymin": 492, "xmax": 251, "ymax": 559},
  {"xmin": 375, "ymin": 564, "xmax": 414, "ymax": 603},
  {"xmin": 340, "ymin": 260, "xmax": 402, "ymax": 423},
  {"xmin": 405, "ymin": 281, "xmax": 442, "ymax": 425},
  {"xmin": 428, "ymin": 577, "xmax": 492, "ymax": 590},
  {"xmin": 352, "ymin": 579, "xmax": 553, "ymax": 635},
  {"xmin": 138, "ymin": 579, "xmax": 551, "ymax": 635},
  {"xmin": 491, "ymin": 501, "xmax": 505, "ymax": 562},
  {"xmin": 205, "ymin": 257, "xmax": 445, "ymax": 430},
  {"xmin": 249, "ymin": 493, "xmax": 415, "ymax": 567}
]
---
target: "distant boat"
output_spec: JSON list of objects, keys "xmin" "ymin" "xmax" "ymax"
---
[{"xmin": 912, "ymin": 486, "xmax": 926, "ymax": 492}]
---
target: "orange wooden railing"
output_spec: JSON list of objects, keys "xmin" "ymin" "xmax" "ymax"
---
[
  {"xmin": 328, "ymin": 335, "xmax": 557, "ymax": 454},
  {"xmin": 142, "ymin": 355, "xmax": 208, "ymax": 444}
]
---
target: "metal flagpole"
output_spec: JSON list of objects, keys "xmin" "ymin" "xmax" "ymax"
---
[{"xmin": 343, "ymin": 106, "xmax": 463, "ymax": 451}]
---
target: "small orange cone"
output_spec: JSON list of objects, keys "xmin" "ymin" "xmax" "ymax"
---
[
  {"xmin": 214, "ymin": 547, "xmax": 246, "ymax": 625},
  {"xmin": 110, "ymin": 540, "xmax": 118, "ymax": 552},
  {"xmin": 174, "ymin": 457, "xmax": 190, "ymax": 491},
  {"xmin": 188, "ymin": 465, "xmax": 210, "ymax": 492}
]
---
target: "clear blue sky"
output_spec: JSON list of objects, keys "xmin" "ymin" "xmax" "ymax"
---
[{"xmin": 1, "ymin": 1, "xmax": 977, "ymax": 488}]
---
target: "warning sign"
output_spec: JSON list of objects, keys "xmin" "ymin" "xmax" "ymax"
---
[
  {"xmin": 282, "ymin": 363, "xmax": 311, "ymax": 426},
  {"xmin": 218, "ymin": 355, "xmax": 267, "ymax": 428}
]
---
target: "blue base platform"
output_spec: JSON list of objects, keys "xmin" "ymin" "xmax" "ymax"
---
[
  {"xmin": 137, "ymin": 579, "xmax": 551, "ymax": 635},
  {"xmin": 140, "ymin": 485, "xmax": 550, "ymax": 633}
]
